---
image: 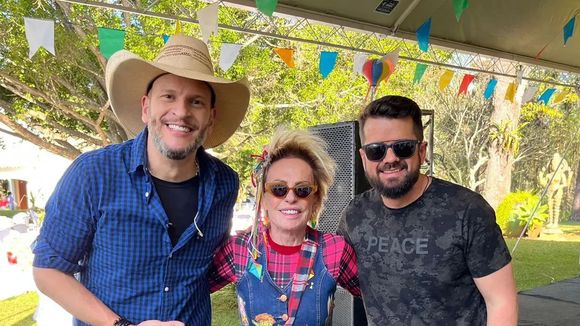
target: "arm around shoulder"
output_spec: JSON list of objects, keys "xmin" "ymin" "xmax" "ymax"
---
[{"xmin": 473, "ymin": 263, "xmax": 518, "ymax": 326}]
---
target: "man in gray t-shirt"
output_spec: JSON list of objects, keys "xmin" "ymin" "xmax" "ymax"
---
[{"xmin": 338, "ymin": 95, "xmax": 517, "ymax": 325}]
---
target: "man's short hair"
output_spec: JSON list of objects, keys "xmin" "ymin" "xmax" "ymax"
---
[{"xmin": 358, "ymin": 95, "xmax": 424, "ymax": 141}]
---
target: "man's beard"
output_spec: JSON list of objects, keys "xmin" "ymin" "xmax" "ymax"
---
[
  {"xmin": 150, "ymin": 120, "xmax": 210, "ymax": 160},
  {"xmin": 366, "ymin": 161, "xmax": 420, "ymax": 199}
]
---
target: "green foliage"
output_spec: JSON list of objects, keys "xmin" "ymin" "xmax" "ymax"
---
[{"xmin": 496, "ymin": 191, "xmax": 548, "ymax": 237}]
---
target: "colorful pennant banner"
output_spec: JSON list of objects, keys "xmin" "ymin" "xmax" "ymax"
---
[
  {"xmin": 438, "ymin": 69, "xmax": 454, "ymax": 92},
  {"xmin": 274, "ymin": 48, "xmax": 295, "ymax": 68},
  {"xmin": 452, "ymin": 0, "xmax": 470, "ymax": 22},
  {"xmin": 563, "ymin": 16, "xmax": 575, "ymax": 45},
  {"xmin": 416, "ymin": 18, "xmax": 432, "ymax": 52},
  {"xmin": 413, "ymin": 63, "xmax": 428, "ymax": 84},
  {"xmin": 97, "ymin": 27, "xmax": 125, "ymax": 59},
  {"xmin": 538, "ymin": 88, "xmax": 556, "ymax": 104},
  {"xmin": 484, "ymin": 79, "xmax": 497, "ymax": 100},
  {"xmin": 219, "ymin": 43, "xmax": 242, "ymax": 71},
  {"xmin": 458, "ymin": 74, "xmax": 475, "ymax": 95},
  {"xmin": 505, "ymin": 82, "xmax": 516, "ymax": 103},
  {"xmin": 24, "ymin": 17, "xmax": 55, "ymax": 59},
  {"xmin": 198, "ymin": 3, "xmax": 219, "ymax": 43},
  {"xmin": 256, "ymin": 0, "xmax": 278, "ymax": 17},
  {"xmin": 320, "ymin": 51, "xmax": 338, "ymax": 79},
  {"xmin": 522, "ymin": 86, "xmax": 539, "ymax": 103},
  {"xmin": 353, "ymin": 53, "xmax": 367, "ymax": 75}
]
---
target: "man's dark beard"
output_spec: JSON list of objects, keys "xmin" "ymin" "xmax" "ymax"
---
[{"xmin": 366, "ymin": 162, "xmax": 420, "ymax": 199}]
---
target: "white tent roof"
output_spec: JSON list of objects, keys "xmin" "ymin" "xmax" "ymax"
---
[{"xmin": 227, "ymin": 0, "xmax": 580, "ymax": 74}]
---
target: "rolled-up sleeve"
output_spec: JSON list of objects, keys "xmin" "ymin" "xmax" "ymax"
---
[{"xmin": 33, "ymin": 156, "xmax": 96, "ymax": 275}]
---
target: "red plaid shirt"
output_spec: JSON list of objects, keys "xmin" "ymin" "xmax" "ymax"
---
[{"xmin": 209, "ymin": 227, "xmax": 360, "ymax": 296}]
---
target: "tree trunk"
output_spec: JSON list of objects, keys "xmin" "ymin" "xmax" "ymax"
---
[
  {"xmin": 572, "ymin": 160, "xmax": 580, "ymax": 221},
  {"xmin": 482, "ymin": 76, "xmax": 522, "ymax": 209}
]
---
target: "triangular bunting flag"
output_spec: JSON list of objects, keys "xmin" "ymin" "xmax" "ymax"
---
[
  {"xmin": 505, "ymin": 82, "xmax": 516, "ymax": 103},
  {"xmin": 219, "ymin": 43, "xmax": 242, "ymax": 71},
  {"xmin": 484, "ymin": 79, "xmax": 498, "ymax": 100},
  {"xmin": 452, "ymin": 0, "xmax": 470, "ymax": 21},
  {"xmin": 553, "ymin": 89, "xmax": 569, "ymax": 104},
  {"xmin": 353, "ymin": 53, "xmax": 367, "ymax": 75},
  {"xmin": 458, "ymin": 74, "xmax": 475, "ymax": 96},
  {"xmin": 175, "ymin": 20, "xmax": 182, "ymax": 34},
  {"xmin": 382, "ymin": 48, "xmax": 400, "ymax": 67},
  {"xmin": 24, "ymin": 17, "xmax": 55, "ymax": 59},
  {"xmin": 516, "ymin": 69, "xmax": 524, "ymax": 85},
  {"xmin": 162, "ymin": 34, "xmax": 170, "ymax": 44},
  {"xmin": 538, "ymin": 88, "xmax": 556, "ymax": 105},
  {"xmin": 564, "ymin": 16, "xmax": 575, "ymax": 45},
  {"xmin": 273, "ymin": 48, "xmax": 295, "ymax": 68},
  {"xmin": 438, "ymin": 69, "xmax": 454, "ymax": 92},
  {"xmin": 522, "ymin": 86, "xmax": 539, "ymax": 103},
  {"xmin": 319, "ymin": 51, "xmax": 338, "ymax": 79},
  {"xmin": 256, "ymin": 0, "xmax": 278, "ymax": 17},
  {"xmin": 97, "ymin": 28, "xmax": 125, "ymax": 59},
  {"xmin": 416, "ymin": 18, "xmax": 432, "ymax": 52},
  {"xmin": 198, "ymin": 2, "xmax": 219, "ymax": 43},
  {"xmin": 413, "ymin": 63, "xmax": 428, "ymax": 84}
]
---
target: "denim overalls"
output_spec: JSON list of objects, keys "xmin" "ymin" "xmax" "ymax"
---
[{"xmin": 235, "ymin": 233, "xmax": 337, "ymax": 326}]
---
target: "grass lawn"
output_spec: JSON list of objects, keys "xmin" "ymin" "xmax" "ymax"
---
[{"xmin": 2, "ymin": 221, "xmax": 579, "ymax": 325}]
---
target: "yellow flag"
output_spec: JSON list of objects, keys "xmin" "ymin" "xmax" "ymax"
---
[
  {"xmin": 175, "ymin": 20, "xmax": 182, "ymax": 35},
  {"xmin": 438, "ymin": 69, "xmax": 454, "ymax": 92},
  {"xmin": 552, "ymin": 90, "xmax": 569, "ymax": 104},
  {"xmin": 273, "ymin": 48, "xmax": 295, "ymax": 68},
  {"xmin": 505, "ymin": 82, "xmax": 516, "ymax": 102}
]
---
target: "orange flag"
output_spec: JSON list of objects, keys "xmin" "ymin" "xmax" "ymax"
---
[
  {"xmin": 505, "ymin": 82, "xmax": 516, "ymax": 103},
  {"xmin": 274, "ymin": 48, "xmax": 295, "ymax": 68}
]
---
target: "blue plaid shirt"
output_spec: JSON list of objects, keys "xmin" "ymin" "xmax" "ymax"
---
[{"xmin": 33, "ymin": 129, "xmax": 238, "ymax": 325}]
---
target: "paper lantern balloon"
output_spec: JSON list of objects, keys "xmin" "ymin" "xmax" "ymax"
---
[{"xmin": 379, "ymin": 56, "xmax": 395, "ymax": 83}]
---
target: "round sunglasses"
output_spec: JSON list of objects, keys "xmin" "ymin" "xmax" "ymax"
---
[
  {"xmin": 264, "ymin": 181, "xmax": 318, "ymax": 199},
  {"xmin": 362, "ymin": 140, "xmax": 422, "ymax": 161}
]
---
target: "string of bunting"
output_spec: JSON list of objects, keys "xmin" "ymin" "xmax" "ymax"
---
[{"xmin": 21, "ymin": 0, "xmax": 579, "ymax": 106}]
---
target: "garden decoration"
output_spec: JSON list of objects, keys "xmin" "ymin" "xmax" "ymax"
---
[{"xmin": 538, "ymin": 153, "xmax": 573, "ymax": 233}]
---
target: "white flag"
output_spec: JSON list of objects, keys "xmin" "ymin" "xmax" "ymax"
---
[
  {"xmin": 24, "ymin": 17, "xmax": 55, "ymax": 58},
  {"xmin": 522, "ymin": 86, "xmax": 539, "ymax": 103},
  {"xmin": 219, "ymin": 43, "xmax": 242, "ymax": 71},
  {"xmin": 382, "ymin": 48, "xmax": 400, "ymax": 67},
  {"xmin": 353, "ymin": 53, "xmax": 367, "ymax": 75},
  {"xmin": 198, "ymin": 2, "xmax": 219, "ymax": 44},
  {"xmin": 516, "ymin": 68, "xmax": 524, "ymax": 85}
]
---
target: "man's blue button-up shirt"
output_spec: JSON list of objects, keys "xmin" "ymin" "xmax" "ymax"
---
[{"xmin": 33, "ymin": 129, "xmax": 238, "ymax": 325}]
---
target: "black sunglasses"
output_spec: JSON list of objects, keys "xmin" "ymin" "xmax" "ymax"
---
[
  {"xmin": 264, "ymin": 182, "xmax": 318, "ymax": 199},
  {"xmin": 362, "ymin": 140, "xmax": 422, "ymax": 161}
]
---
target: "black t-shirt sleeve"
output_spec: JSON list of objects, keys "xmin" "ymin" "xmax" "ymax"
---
[{"xmin": 463, "ymin": 195, "xmax": 512, "ymax": 278}]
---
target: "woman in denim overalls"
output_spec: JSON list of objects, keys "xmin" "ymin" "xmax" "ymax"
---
[{"xmin": 210, "ymin": 128, "xmax": 360, "ymax": 325}]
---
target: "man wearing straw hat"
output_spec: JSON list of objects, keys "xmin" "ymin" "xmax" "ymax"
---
[{"xmin": 32, "ymin": 34, "xmax": 250, "ymax": 326}]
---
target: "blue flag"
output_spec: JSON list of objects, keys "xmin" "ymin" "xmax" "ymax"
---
[
  {"xmin": 416, "ymin": 18, "xmax": 432, "ymax": 52},
  {"xmin": 564, "ymin": 16, "xmax": 575, "ymax": 45},
  {"xmin": 319, "ymin": 51, "xmax": 338, "ymax": 79},
  {"xmin": 162, "ymin": 34, "xmax": 170, "ymax": 44},
  {"xmin": 538, "ymin": 88, "xmax": 556, "ymax": 104},
  {"xmin": 484, "ymin": 79, "xmax": 498, "ymax": 100}
]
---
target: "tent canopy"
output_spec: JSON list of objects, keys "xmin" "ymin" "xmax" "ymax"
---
[{"xmin": 228, "ymin": 0, "xmax": 580, "ymax": 74}]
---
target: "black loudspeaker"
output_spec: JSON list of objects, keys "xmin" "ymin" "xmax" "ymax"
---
[{"xmin": 310, "ymin": 121, "xmax": 369, "ymax": 326}]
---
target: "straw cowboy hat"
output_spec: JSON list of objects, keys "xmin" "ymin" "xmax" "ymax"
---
[{"xmin": 105, "ymin": 34, "xmax": 250, "ymax": 148}]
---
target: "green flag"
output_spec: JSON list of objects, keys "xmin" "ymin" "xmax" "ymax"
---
[
  {"xmin": 452, "ymin": 0, "xmax": 469, "ymax": 21},
  {"xmin": 413, "ymin": 63, "xmax": 428, "ymax": 84},
  {"xmin": 98, "ymin": 27, "xmax": 125, "ymax": 59},
  {"xmin": 256, "ymin": 0, "xmax": 278, "ymax": 17}
]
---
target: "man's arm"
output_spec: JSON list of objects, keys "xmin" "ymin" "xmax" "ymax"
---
[
  {"xmin": 33, "ymin": 267, "xmax": 120, "ymax": 326},
  {"xmin": 473, "ymin": 263, "xmax": 518, "ymax": 326},
  {"xmin": 33, "ymin": 267, "xmax": 185, "ymax": 326}
]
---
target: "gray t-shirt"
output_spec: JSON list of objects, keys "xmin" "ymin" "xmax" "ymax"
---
[{"xmin": 338, "ymin": 177, "xmax": 511, "ymax": 326}]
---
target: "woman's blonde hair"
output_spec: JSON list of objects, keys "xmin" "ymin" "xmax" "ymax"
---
[{"xmin": 260, "ymin": 128, "xmax": 336, "ymax": 225}]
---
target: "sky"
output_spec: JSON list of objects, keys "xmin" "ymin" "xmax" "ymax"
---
[{"xmin": 0, "ymin": 124, "xmax": 72, "ymax": 208}]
